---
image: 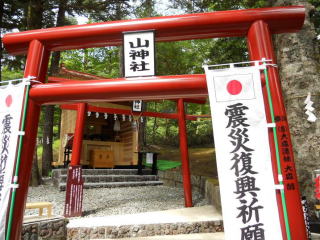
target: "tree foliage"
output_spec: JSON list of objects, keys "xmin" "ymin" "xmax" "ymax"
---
[{"xmin": 2, "ymin": 0, "xmax": 319, "ymax": 156}]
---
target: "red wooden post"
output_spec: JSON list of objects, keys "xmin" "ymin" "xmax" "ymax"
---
[
  {"xmin": 247, "ymin": 20, "xmax": 307, "ymax": 240},
  {"xmin": 64, "ymin": 103, "xmax": 86, "ymax": 217},
  {"xmin": 70, "ymin": 103, "xmax": 87, "ymax": 166},
  {"xmin": 10, "ymin": 40, "xmax": 49, "ymax": 240},
  {"xmin": 177, "ymin": 98, "xmax": 193, "ymax": 207}
]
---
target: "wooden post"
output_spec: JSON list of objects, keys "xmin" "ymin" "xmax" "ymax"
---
[{"xmin": 177, "ymin": 98, "xmax": 193, "ymax": 207}]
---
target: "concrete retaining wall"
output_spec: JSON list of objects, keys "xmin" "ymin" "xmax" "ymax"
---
[{"xmin": 158, "ymin": 170, "xmax": 221, "ymax": 212}]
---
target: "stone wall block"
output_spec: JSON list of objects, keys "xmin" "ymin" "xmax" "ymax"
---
[
  {"xmin": 22, "ymin": 223, "xmax": 39, "ymax": 240},
  {"xmin": 163, "ymin": 179, "xmax": 175, "ymax": 187},
  {"xmin": 89, "ymin": 227, "xmax": 106, "ymax": 239},
  {"xmin": 173, "ymin": 172, "xmax": 183, "ymax": 182},
  {"xmin": 191, "ymin": 175, "xmax": 201, "ymax": 188},
  {"xmin": 164, "ymin": 171, "xmax": 175, "ymax": 179},
  {"xmin": 79, "ymin": 228, "xmax": 91, "ymax": 239},
  {"xmin": 158, "ymin": 171, "xmax": 165, "ymax": 178},
  {"xmin": 66, "ymin": 228, "xmax": 79, "ymax": 240}
]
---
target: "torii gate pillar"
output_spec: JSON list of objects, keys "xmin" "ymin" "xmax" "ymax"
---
[{"xmin": 247, "ymin": 20, "xmax": 307, "ymax": 240}]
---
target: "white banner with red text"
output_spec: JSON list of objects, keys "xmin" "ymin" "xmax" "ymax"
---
[
  {"xmin": 204, "ymin": 64, "xmax": 283, "ymax": 240},
  {"xmin": 0, "ymin": 81, "xmax": 26, "ymax": 240}
]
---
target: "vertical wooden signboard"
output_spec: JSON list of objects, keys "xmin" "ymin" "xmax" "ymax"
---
[{"xmin": 64, "ymin": 165, "xmax": 84, "ymax": 217}]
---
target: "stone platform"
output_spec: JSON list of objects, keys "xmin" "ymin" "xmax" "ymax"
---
[
  {"xmin": 101, "ymin": 232, "xmax": 225, "ymax": 240},
  {"xmin": 67, "ymin": 205, "xmax": 223, "ymax": 239}
]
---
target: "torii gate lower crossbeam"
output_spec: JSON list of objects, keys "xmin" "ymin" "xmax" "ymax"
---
[{"xmin": 3, "ymin": 6, "xmax": 307, "ymax": 240}]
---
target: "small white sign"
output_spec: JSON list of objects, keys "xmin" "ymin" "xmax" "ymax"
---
[
  {"xmin": 132, "ymin": 100, "xmax": 143, "ymax": 112},
  {"xmin": 146, "ymin": 153, "xmax": 153, "ymax": 164},
  {"xmin": 123, "ymin": 31, "xmax": 155, "ymax": 77},
  {"xmin": 204, "ymin": 65, "xmax": 283, "ymax": 240}
]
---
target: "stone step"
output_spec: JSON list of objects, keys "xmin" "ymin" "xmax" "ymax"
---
[
  {"xmin": 59, "ymin": 180, "xmax": 163, "ymax": 191},
  {"xmin": 57, "ymin": 175, "xmax": 159, "ymax": 184},
  {"xmin": 67, "ymin": 206, "xmax": 223, "ymax": 239},
  {"xmin": 100, "ymin": 232, "xmax": 225, "ymax": 240},
  {"xmin": 52, "ymin": 168, "xmax": 153, "ymax": 179}
]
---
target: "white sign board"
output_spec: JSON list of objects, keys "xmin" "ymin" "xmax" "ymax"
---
[
  {"xmin": 204, "ymin": 65, "xmax": 283, "ymax": 240},
  {"xmin": 0, "ymin": 81, "xmax": 26, "ymax": 240},
  {"xmin": 146, "ymin": 153, "xmax": 153, "ymax": 164},
  {"xmin": 123, "ymin": 31, "xmax": 155, "ymax": 77},
  {"xmin": 132, "ymin": 100, "xmax": 143, "ymax": 112}
]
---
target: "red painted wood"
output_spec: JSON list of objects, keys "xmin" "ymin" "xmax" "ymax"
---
[
  {"xmin": 70, "ymin": 103, "xmax": 87, "ymax": 166},
  {"xmin": 29, "ymin": 75, "xmax": 208, "ymax": 104},
  {"xmin": 9, "ymin": 40, "xmax": 49, "ymax": 240},
  {"xmin": 247, "ymin": 20, "xmax": 307, "ymax": 240},
  {"xmin": 48, "ymin": 77, "xmax": 207, "ymax": 104},
  {"xmin": 3, "ymin": 7, "xmax": 304, "ymax": 55},
  {"xmin": 177, "ymin": 98, "xmax": 193, "ymax": 207},
  {"xmin": 60, "ymin": 103, "xmax": 199, "ymax": 121}
]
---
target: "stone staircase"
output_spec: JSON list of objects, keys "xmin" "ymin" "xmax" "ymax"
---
[{"xmin": 52, "ymin": 169, "xmax": 163, "ymax": 191}]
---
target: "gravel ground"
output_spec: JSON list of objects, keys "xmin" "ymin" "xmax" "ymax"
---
[{"xmin": 26, "ymin": 182, "xmax": 208, "ymax": 218}]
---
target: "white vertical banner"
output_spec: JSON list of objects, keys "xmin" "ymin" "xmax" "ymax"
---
[
  {"xmin": 123, "ymin": 31, "xmax": 155, "ymax": 77},
  {"xmin": 204, "ymin": 64, "xmax": 283, "ymax": 240},
  {"xmin": 0, "ymin": 81, "xmax": 26, "ymax": 240}
]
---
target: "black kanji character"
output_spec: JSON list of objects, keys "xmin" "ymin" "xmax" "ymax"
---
[
  {"xmin": 285, "ymin": 173, "xmax": 293, "ymax": 180},
  {"xmin": 287, "ymin": 183, "xmax": 295, "ymax": 190},
  {"xmin": 282, "ymin": 148, "xmax": 289, "ymax": 155},
  {"xmin": 228, "ymin": 128, "xmax": 254, "ymax": 153},
  {"xmin": 130, "ymin": 61, "xmax": 150, "ymax": 72},
  {"xmin": 231, "ymin": 152, "xmax": 257, "ymax": 177},
  {"xmin": 0, "ymin": 154, "xmax": 8, "ymax": 171},
  {"xmin": 274, "ymin": 116, "xmax": 281, "ymax": 122},
  {"xmin": 282, "ymin": 141, "xmax": 289, "ymax": 147},
  {"xmin": 129, "ymin": 49, "xmax": 149, "ymax": 60},
  {"xmin": 237, "ymin": 198, "xmax": 263, "ymax": 224},
  {"xmin": 1, "ymin": 135, "xmax": 10, "ymax": 154},
  {"xmin": 225, "ymin": 103, "xmax": 249, "ymax": 128},
  {"xmin": 129, "ymin": 38, "xmax": 149, "ymax": 48},
  {"xmin": 234, "ymin": 176, "xmax": 260, "ymax": 198},
  {"xmin": 283, "ymin": 156, "xmax": 291, "ymax": 162},
  {"xmin": 2, "ymin": 114, "xmax": 13, "ymax": 134},
  {"xmin": 278, "ymin": 126, "xmax": 286, "ymax": 132},
  {"xmin": 281, "ymin": 134, "xmax": 287, "ymax": 140},
  {"xmin": 241, "ymin": 223, "xmax": 265, "ymax": 240},
  {"xmin": 284, "ymin": 165, "xmax": 293, "ymax": 172}
]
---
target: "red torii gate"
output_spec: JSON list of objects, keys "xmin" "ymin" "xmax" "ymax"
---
[{"xmin": 3, "ymin": 6, "xmax": 307, "ymax": 240}]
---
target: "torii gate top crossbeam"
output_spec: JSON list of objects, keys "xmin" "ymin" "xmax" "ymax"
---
[{"xmin": 3, "ymin": 6, "xmax": 304, "ymax": 55}]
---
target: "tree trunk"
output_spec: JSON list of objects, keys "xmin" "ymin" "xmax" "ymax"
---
[
  {"xmin": 30, "ymin": 147, "xmax": 42, "ymax": 187},
  {"xmin": 138, "ymin": 101, "xmax": 147, "ymax": 149},
  {"xmin": 41, "ymin": 105, "xmax": 54, "ymax": 176},
  {"xmin": 27, "ymin": 0, "xmax": 44, "ymax": 30},
  {"xmin": 41, "ymin": 0, "xmax": 66, "ymax": 175},
  {"xmin": 152, "ymin": 102, "xmax": 158, "ymax": 144},
  {"xmin": 165, "ymin": 118, "xmax": 169, "ymax": 141},
  {"xmin": 25, "ymin": 0, "xmax": 45, "ymax": 184},
  {"xmin": 271, "ymin": 0, "xmax": 320, "ymax": 203}
]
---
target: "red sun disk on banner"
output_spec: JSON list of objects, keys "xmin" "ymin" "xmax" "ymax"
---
[
  {"xmin": 5, "ymin": 95, "xmax": 13, "ymax": 107},
  {"xmin": 227, "ymin": 80, "xmax": 242, "ymax": 95}
]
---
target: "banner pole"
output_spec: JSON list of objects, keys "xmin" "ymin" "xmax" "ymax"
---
[
  {"xmin": 263, "ymin": 66, "xmax": 291, "ymax": 240},
  {"xmin": 5, "ymin": 80, "xmax": 31, "ymax": 240}
]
